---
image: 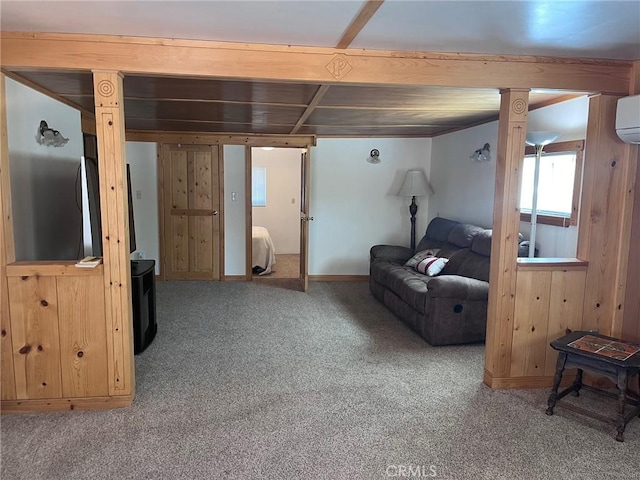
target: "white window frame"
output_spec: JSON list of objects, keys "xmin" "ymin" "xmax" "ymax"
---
[{"xmin": 519, "ymin": 140, "xmax": 584, "ymax": 227}]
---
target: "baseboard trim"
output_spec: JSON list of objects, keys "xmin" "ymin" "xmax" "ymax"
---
[
  {"xmin": 483, "ymin": 370, "xmax": 575, "ymax": 389},
  {"xmin": 1, "ymin": 392, "xmax": 135, "ymax": 413},
  {"xmin": 309, "ymin": 275, "xmax": 369, "ymax": 282},
  {"xmin": 223, "ymin": 275, "xmax": 247, "ymax": 282}
]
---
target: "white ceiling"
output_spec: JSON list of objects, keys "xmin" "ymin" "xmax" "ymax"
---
[{"xmin": 1, "ymin": 0, "xmax": 639, "ymax": 60}]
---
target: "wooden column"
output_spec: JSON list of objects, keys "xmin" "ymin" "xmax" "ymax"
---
[
  {"xmin": 484, "ymin": 89, "xmax": 529, "ymax": 385},
  {"xmin": 0, "ymin": 73, "xmax": 17, "ymax": 400},
  {"xmin": 577, "ymin": 94, "xmax": 636, "ymax": 338},
  {"xmin": 93, "ymin": 71, "xmax": 135, "ymax": 397},
  {"xmin": 622, "ymin": 61, "xmax": 640, "ymax": 343}
]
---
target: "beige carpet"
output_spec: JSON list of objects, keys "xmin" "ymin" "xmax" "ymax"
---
[
  {"xmin": 267, "ymin": 253, "xmax": 300, "ymax": 279},
  {"xmin": 1, "ymin": 281, "xmax": 638, "ymax": 479}
]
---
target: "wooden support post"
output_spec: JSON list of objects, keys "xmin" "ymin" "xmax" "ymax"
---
[
  {"xmin": 0, "ymin": 73, "xmax": 17, "ymax": 400},
  {"xmin": 578, "ymin": 94, "xmax": 636, "ymax": 338},
  {"xmin": 484, "ymin": 89, "xmax": 529, "ymax": 385},
  {"xmin": 93, "ymin": 71, "xmax": 135, "ymax": 398}
]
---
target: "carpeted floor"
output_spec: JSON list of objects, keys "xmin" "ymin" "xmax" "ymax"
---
[{"xmin": 1, "ymin": 281, "xmax": 638, "ymax": 479}]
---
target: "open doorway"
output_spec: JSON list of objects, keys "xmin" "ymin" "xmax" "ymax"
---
[{"xmin": 249, "ymin": 147, "xmax": 303, "ymax": 280}]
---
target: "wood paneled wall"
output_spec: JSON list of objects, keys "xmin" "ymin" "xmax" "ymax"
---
[
  {"xmin": 511, "ymin": 267, "xmax": 586, "ymax": 377},
  {"xmin": 622, "ymin": 61, "xmax": 640, "ymax": 343},
  {"xmin": 4, "ymin": 263, "xmax": 110, "ymax": 406},
  {"xmin": 577, "ymin": 94, "xmax": 637, "ymax": 337}
]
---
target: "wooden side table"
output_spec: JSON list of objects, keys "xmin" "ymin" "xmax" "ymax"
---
[{"xmin": 546, "ymin": 331, "xmax": 640, "ymax": 442}]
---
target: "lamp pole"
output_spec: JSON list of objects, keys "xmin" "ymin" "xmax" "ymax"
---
[{"xmin": 409, "ymin": 195, "xmax": 418, "ymax": 251}]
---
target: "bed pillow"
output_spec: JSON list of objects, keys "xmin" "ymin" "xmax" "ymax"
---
[
  {"xmin": 415, "ymin": 256, "xmax": 448, "ymax": 276},
  {"xmin": 404, "ymin": 249, "xmax": 440, "ymax": 268}
]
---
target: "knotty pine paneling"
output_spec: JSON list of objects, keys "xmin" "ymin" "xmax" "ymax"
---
[
  {"xmin": 8, "ymin": 276, "xmax": 62, "ymax": 399},
  {"xmin": 57, "ymin": 275, "xmax": 109, "ymax": 398},
  {"xmin": 511, "ymin": 271, "xmax": 552, "ymax": 377}
]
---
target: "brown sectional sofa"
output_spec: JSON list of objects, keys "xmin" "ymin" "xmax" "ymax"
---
[{"xmin": 370, "ymin": 217, "xmax": 527, "ymax": 346}]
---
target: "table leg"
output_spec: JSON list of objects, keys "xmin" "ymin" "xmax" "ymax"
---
[
  {"xmin": 571, "ymin": 369, "xmax": 583, "ymax": 397},
  {"xmin": 616, "ymin": 369, "xmax": 628, "ymax": 442},
  {"xmin": 546, "ymin": 352, "xmax": 567, "ymax": 416}
]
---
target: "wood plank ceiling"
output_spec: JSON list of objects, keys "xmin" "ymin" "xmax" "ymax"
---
[{"xmin": 5, "ymin": 69, "xmax": 583, "ymax": 137}]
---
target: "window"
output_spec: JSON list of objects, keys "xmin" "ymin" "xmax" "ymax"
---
[
  {"xmin": 519, "ymin": 140, "xmax": 584, "ymax": 227},
  {"xmin": 252, "ymin": 167, "xmax": 267, "ymax": 207}
]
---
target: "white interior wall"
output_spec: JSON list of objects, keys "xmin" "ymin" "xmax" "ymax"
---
[
  {"xmin": 428, "ymin": 121, "xmax": 498, "ymax": 229},
  {"xmin": 309, "ymin": 138, "xmax": 432, "ymax": 275},
  {"xmin": 5, "ymin": 77, "xmax": 84, "ymax": 261},
  {"xmin": 251, "ymin": 148, "xmax": 301, "ymax": 254},
  {"xmin": 126, "ymin": 142, "xmax": 160, "ymax": 274},
  {"xmin": 223, "ymin": 145, "xmax": 246, "ymax": 276},
  {"xmin": 428, "ymin": 95, "xmax": 588, "ymax": 257}
]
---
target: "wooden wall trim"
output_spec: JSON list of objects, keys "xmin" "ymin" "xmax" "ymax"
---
[
  {"xmin": 126, "ymin": 131, "xmax": 316, "ymax": 147},
  {"xmin": 0, "ymin": 72, "xmax": 17, "ymax": 401},
  {"xmin": 1, "ymin": 392, "xmax": 134, "ymax": 413},
  {"xmin": 7, "ymin": 261, "xmax": 104, "ymax": 277},
  {"xmin": 308, "ymin": 275, "xmax": 369, "ymax": 282},
  {"xmin": 245, "ymin": 146, "xmax": 252, "ymax": 281},
  {"xmin": 485, "ymin": 89, "xmax": 530, "ymax": 382},
  {"xmin": 93, "ymin": 70, "xmax": 135, "ymax": 397},
  {"xmin": 0, "ymin": 32, "xmax": 630, "ymax": 93}
]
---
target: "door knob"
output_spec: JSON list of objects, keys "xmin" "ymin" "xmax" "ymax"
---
[{"xmin": 212, "ymin": 210, "xmax": 218, "ymax": 216}]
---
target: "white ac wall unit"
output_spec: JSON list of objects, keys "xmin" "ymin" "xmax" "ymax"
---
[{"xmin": 616, "ymin": 94, "xmax": 640, "ymax": 144}]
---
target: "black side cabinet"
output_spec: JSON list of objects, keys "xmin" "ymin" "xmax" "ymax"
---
[{"xmin": 131, "ymin": 259, "xmax": 157, "ymax": 354}]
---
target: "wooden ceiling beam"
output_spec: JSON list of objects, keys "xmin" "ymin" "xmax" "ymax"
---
[
  {"xmin": 125, "ymin": 130, "xmax": 316, "ymax": 147},
  {"xmin": 0, "ymin": 32, "xmax": 630, "ymax": 93},
  {"xmin": 336, "ymin": 0, "xmax": 385, "ymax": 49},
  {"xmin": 290, "ymin": 85, "xmax": 331, "ymax": 134}
]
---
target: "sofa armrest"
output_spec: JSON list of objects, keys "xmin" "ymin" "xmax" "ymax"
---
[
  {"xmin": 426, "ymin": 275, "xmax": 489, "ymax": 300},
  {"xmin": 370, "ymin": 245, "xmax": 413, "ymax": 264}
]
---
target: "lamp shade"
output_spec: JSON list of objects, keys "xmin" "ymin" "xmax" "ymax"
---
[
  {"xmin": 398, "ymin": 170, "xmax": 434, "ymax": 197},
  {"xmin": 526, "ymin": 131, "xmax": 559, "ymax": 146}
]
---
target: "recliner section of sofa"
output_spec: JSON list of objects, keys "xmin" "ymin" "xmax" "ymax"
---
[{"xmin": 370, "ymin": 217, "xmax": 525, "ymax": 346}]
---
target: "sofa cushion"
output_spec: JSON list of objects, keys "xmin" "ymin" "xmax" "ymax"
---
[
  {"xmin": 415, "ymin": 217, "xmax": 459, "ymax": 252},
  {"xmin": 447, "ymin": 224, "xmax": 485, "ymax": 248},
  {"xmin": 456, "ymin": 251, "xmax": 491, "ymax": 282},
  {"xmin": 471, "ymin": 229, "xmax": 492, "ymax": 257}
]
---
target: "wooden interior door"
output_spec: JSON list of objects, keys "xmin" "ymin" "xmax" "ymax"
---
[
  {"xmin": 299, "ymin": 149, "xmax": 311, "ymax": 291},
  {"xmin": 162, "ymin": 144, "xmax": 221, "ymax": 280}
]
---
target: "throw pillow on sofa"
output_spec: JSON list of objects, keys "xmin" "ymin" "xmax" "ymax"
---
[
  {"xmin": 404, "ymin": 249, "xmax": 440, "ymax": 267},
  {"xmin": 405, "ymin": 250, "xmax": 448, "ymax": 276}
]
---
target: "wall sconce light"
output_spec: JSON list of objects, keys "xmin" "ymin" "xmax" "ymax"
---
[
  {"xmin": 470, "ymin": 143, "xmax": 491, "ymax": 162},
  {"xmin": 36, "ymin": 120, "xmax": 69, "ymax": 147},
  {"xmin": 366, "ymin": 149, "xmax": 381, "ymax": 164}
]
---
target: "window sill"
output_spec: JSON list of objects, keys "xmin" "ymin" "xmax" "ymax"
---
[{"xmin": 520, "ymin": 212, "xmax": 575, "ymax": 227}]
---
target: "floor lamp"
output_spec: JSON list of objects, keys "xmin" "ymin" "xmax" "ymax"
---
[
  {"xmin": 398, "ymin": 169, "xmax": 434, "ymax": 251},
  {"xmin": 525, "ymin": 131, "xmax": 559, "ymax": 258}
]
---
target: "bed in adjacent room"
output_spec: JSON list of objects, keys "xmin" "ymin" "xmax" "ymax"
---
[{"xmin": 252, "ymin": 226, "xmax": 277, "ymax": 275}]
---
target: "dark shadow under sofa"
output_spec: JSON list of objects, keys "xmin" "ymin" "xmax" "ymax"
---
[{"xmin": 370, "ymin": 217, "xmax": 527, "ymax": 346}]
